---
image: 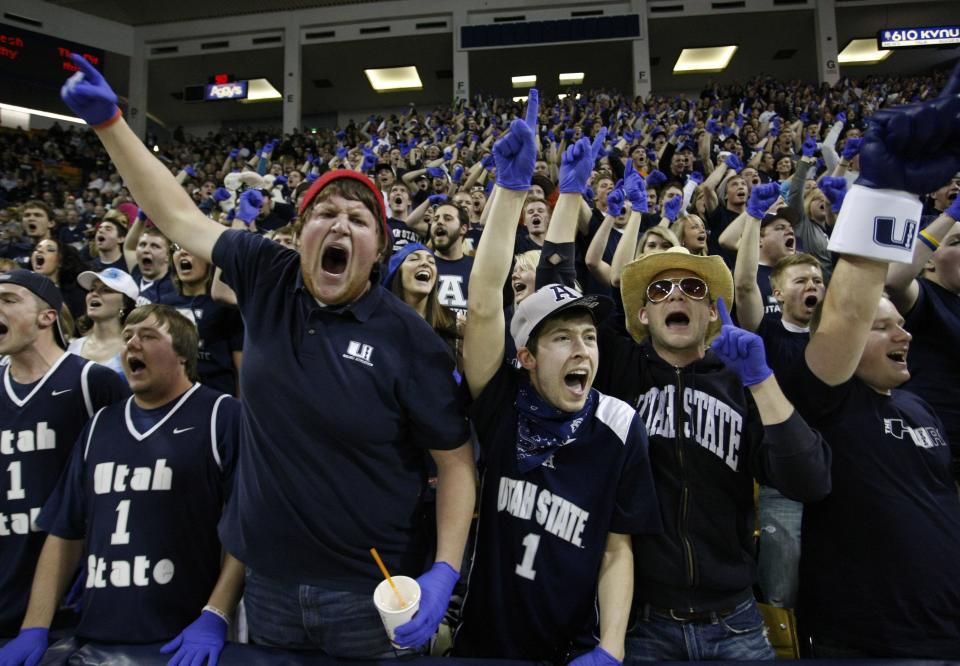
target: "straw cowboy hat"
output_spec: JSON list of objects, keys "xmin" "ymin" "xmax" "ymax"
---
[{"xmin": 620, "ymin": 246, "xmax": 734, "ymax": 343}]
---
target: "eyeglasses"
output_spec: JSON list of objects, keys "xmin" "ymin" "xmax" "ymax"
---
[{"xmin": 646, "ymin": 277, "xmax": 709, "ymax": 303}]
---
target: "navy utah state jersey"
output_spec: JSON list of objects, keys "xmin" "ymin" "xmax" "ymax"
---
[
  {"xmin": 37, "ymin": 383, "xmax": 239, "ymax": 643},
  {"xmin": 455, "ymin": 365, "xmax": 662, "ymax": 661},
  {"xmin": 435, "ymin": 255, "xmax": 473, "ymax": 314},
  {"xmin": 0, "ymin": 353, "xmax": 128, "ymax": 636}
]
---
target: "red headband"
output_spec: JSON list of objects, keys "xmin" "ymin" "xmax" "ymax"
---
[{"xmin": 298, "ymin": 169, "xmax": 389, "ymax": 241}]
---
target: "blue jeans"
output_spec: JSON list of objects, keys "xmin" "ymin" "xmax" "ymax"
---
[
  {"xmin": 244, "ymin": 568, "xmax": 420, "ymax": 659},
  {"xmin": 624, "ymin": 598, "xmax": 775, "ymax": 662},
  {"xmin": 757, "ymin": 485, "xmax": 803, "ymax": 608}
]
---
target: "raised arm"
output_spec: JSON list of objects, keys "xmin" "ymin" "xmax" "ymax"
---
[
  {"xmin": 122, "ymin": 210, "xmax": 144, "ymax": 271},
  {"xmin": 609, "ymin": 159, "xmax": 648, "ymax": 287},
  {"xmin": 734, "ymin": 185, "xmax": 781, "ymax": 332},
  {"xmin": 61, "ymin": 55, "xmax": 224, "ymax": 263},
  {"xmin": 885, "ymin": 204, "xmax": 960, "ymax": 314},
  {"xmin": 806, "ymin": 65, "xmax": 960, "ymax": 386},
  {"xmin": 464, "ymin": 90, "xmax": 539, "ymax": 399}
]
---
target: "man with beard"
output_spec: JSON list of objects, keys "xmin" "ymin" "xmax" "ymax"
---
[
  {"xmin": 885, "ymin": 194, "xmax": 960, "ymax": 479},
  {"xmin": 386, "ymin": 184, "xmax": 424, "ymax": 253},
  {"xmin": 87, "ymin": 210, "xmax": 128, "ymax": 273},
  {"xmin": 515, "ymin": 197, "xmax": 551, "ymax": 253},
  {"xmin": 706, "ymin": 175, "xmax": 747, "ymax": 264},
  {"xmin": 60, "ymin": 54, "xmax": 474, "ymax": 658},
  {"xmin": 432, "ymin": 203, "xmax": 473, "ymax": 316}
]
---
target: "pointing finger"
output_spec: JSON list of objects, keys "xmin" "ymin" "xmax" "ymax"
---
[
  {"xmin": 716, "ymin": 296, "xmax": 734, "ymax": 327},
  {"xmin": 525, "ymin": 89, "xmax": 540, "ymax": 130}
]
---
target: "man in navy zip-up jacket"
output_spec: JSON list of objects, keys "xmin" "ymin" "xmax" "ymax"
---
[{"xmin": 538, "ymin": 167, "xmax": 831, "ymax": 662}]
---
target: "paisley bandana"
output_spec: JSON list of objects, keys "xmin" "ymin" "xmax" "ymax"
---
[{"xmin": 515, "ymin": 377, "xmax": 595, "ymax": 473}]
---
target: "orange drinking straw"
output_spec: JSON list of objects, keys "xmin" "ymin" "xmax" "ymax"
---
[{"xmin": 370, "ymin": 547, "xmax": 407, "ymax": 608}]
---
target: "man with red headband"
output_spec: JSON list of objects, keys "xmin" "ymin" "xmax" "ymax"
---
[{"xmin": 59, "ymin": 55, "xmax": 475, "ymax": 658}]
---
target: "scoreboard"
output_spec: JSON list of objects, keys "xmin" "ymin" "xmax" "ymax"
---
[{"xmin": 0, "ymin": 22, "xmax": 105, "ymax": 89}]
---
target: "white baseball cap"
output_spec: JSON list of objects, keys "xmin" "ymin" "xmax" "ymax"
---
[
  {"xmin": 77, "ymin": 268, "xmax": 140, "ymax": 301},
  {"xmin": 510, "ymin": 284, "xmax": 611, "ymax": 350}
]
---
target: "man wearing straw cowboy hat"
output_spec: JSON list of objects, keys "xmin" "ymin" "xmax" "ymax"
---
[
  {"xmin": 453, "ymin": 91, "xmax": 661, "ymax": 666},
  {"xmin": 536, "ymin": 147, "xmax": 831, "ymax": 660},
  {"xmin": 58, "ymin": 54, "xmax": 476, "ymax": 658}
]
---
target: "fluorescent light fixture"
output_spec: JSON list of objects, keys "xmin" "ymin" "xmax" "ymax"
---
[
  {"xmin": 512, "ymin": 96, "xmax": 528, "ymax": 103},
  {"xmin": 557, "ymin": 93, "xmax": 582, "ymax": 101},
  {"xmin": 239, "ymin": 78, "xmax": 282, "ymax": 103},
  {"xmin": 838, "ymin": 38, "xmax": 892, "ymax": 64},
  {"xmin": 559, "ymin": 72, "xmax": 584, "ymax": 85},
  {"xmin": 153, "ymin": 145, "xmax": 160, "ymax": 152},
  {"xmin": 364, "ymin": 66, "xmax": 423, "ymax": 93},
  {"xmin": 673, "ymin": 46, "xmax": 738, "ymax": 74},
  {"xmin": 511, "ymin": 74, "xmax": 537, "ymax": 89},
  {"xmin": 0, "ymin": 102, "xmax": 84, "ymax": 125}
]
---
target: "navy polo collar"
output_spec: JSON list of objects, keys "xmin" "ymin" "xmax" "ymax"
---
[{"xmin": 293, "ymin": 267, "xmax": 382, "ymax": 322}]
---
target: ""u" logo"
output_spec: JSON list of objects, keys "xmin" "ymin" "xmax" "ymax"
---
[{"xmin": 873, "ymin": 216, "xmax": 917, "ymax": 250}]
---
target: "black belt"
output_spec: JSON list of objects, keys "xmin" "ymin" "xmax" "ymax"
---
[{"xmin": 643, "ymin": 603, "xmax": 738, "ymax": 623}]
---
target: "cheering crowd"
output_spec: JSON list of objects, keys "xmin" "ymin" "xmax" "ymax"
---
[{"xmin": 0, "ymin": 50, "xmax": 958, "ymax": 665}]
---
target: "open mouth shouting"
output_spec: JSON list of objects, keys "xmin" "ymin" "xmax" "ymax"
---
[
  {"xmin": 563, "ymin": 369, "xmax": 589, "ymax": 396},
  {"xmin": 177, "ymin": 256, "xmax": 195, "ymax": 278},
  {"xmin": 96, "ymin": 233, "xmax": 107, "ymax": 246},
  {"xmin": 665, "ymin": 311, "xmax": 691, "ymax": 330},
  {"xmin": 886, "ymin": 348, "xmax": 908, "ymax": 366},
  {"xmin": 414, "ymin": 268, "xmax": 433, "ymax": 284},
  {"xmin": 803, "ymin": 293, "xmax": 819, "ymax": 309},
  {"xmin": 126, "ymin": 355, "xmax": 147, "ymax": 376},
  {"xmin": 321, "ymin": 243, "xmax": 349, "ymax": 276},
  {"xmin": 0, "ymin": 320, "xmax": 8, "ymax": 343},
  {"xmin": 32, "ymin": 254, "xmax": 45, "ymax": 269},
  {"xmin": 785, "ymin": 236, "xmax": 796, "ymax": 251}
]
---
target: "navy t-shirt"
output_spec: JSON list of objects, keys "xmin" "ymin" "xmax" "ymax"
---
[
  {"xmin": 87, "ymin": 255, "xmax": 128, "ymax": 274},
  {"xmin": 755, "ymin": 317, "xmax": 808, "ymax": 406},
  {"xmin": 388, "ymin": 218, "xmax": 423, "ymax": 254},
  {"xmin": 167, "ymin": 293, "xmax": 244, "ymax": 396},
  {"xmin": 901, "ymin": 278, "xmax": 960, "ymax": 463},
  {"xmin": 463, "ymin": 226, "xmax": 483, "ymax": 257},
  {"xmin": 455, "ymin": 365, "xmax": 661, "ymax": 661},
  {"xmin": 38, "ymin": 384, "xmax": 239, "ymax": 643},
  {"xmin": 0, "ymin": 354, "xmax": 129, "ymax": 636},
  {"xmin": 435, "ymin": 255, "xmax": 474, "ymax": 315},
  {"xmin": 756, "ymin": 264, "xmax": 782, "ymax": 320},
  {"xmin": 792, "ymin": 362, "xmax": 960, "ymax": 658},
  {"xmin": 130, "ymin": 268, "xmax": 177, "ymax": 307},
  {"xmin": 212, "ymin": 230, "xmax": 469, "ymax": 589}
]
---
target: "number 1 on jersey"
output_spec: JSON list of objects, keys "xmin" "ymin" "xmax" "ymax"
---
[
  {"xmin": 111, "ymin": 499, "xmax": 131, "ymax": 545},
  {"xmin": 515, "ymin": 533, "xmax": 541, "ymax": 580},
  {"xmin": 6, "ymin": 461, "xmax": 25, "ymax": 501}
]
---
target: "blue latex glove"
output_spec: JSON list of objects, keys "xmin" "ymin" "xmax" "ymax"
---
[
  {"xmin": 646, "ymin": 150, "xmax": 658, "ymax": 163},
  {"xmin": 706, "ymin": 119, "xmax": 721, "ymax": 134},
  {"xmin": 568, "ymin": 646, "xmax": 622, "ymax": 666},
  {"xmin": 646, "ymin": 169, "xmax": 668, "ymax": 187},
  {"xmin": 274, "ymin": 175, "xmax": 287, "ymax": 186},
  {"xmin": 336, "ymin": 130, "xmax": 347, "ymax": 140},
  {"xmin": 800, "ymin": 112, "xmax": 810, "ymax": 124},
  {"xmin": 236, "ymin": 190, "xmax": 264, "ymax": 225},
  {"xmin": 801, "ymin": 137, "xmax": 817, "ymax": 158},
  {"xmin": 305, "ymin": 172, "xmax": 318, "ymax": 183},
  {"xmin": 426, "ymin": 166, "xmax": 446, "ymax": 179},
  {"xmin": 710, "ymin": 298, "xmax": 772, "ymax": 387},
  {"xmin": 428, "ymin": 194, "xmax": 448, "ymax": 205},
  {"xmin": 0, "ymin": 627, "xmax": 48, "ymax": 666},
  {"xmin": 945, "ymin": 195, "xmax": 960, "ymax": 221},
  {"xmin": 451, "ymin": 165, "xmax": 464, "ymax": 184},
  {"xmin": 623, "ymin": 160, "xmax": 648, "ymax": 213},
  {"xmin": 818, "ymin": 176, "xmax": 848, "ymax": 213},
  {"xmin": 336, "ymin": 146, "xmax": 348, "ymax": 159},
  {"xmin": 724, "ymin": 154, "xmax": 743, "ymax": 174},
  {"xmin": 559, "ymin": 131, "xmax": 605, "ymax": 194},
  {"xmin": 212, "ymin": 187, "xmax": 231, "ymax": 203},
  {"xmin": 480, "ymin": 154, "xmax": 495, "ymax": 171},
  {"xmin": 60, "ymin": 54, "xmax": 120, "ymax": 127},
  {"xmin": 360, "ymin": 151, "xmax": 378, "ymax": 173},
  {"xmin": 835, "ymin": 111, "xmax": 847, "ymax": 125},
  {"xmin": 184, "ymin": 165, "xmax": 197, "ymax": 178},
  {"xmin": 161, "ymin": 610, "xmax": 227, "ymax": 666},
  {"xmin": 746, "ymin": 182, "xmax": 780, "ymax": 219},
  {"xmin": 664, "ymin": 195, "xmax": 683, "ymax": 222},
  {"xmin": 769, "ymin": 117, "xmax": 781, "ymax": 137},
  {"xmin": 841, "ymin": 137, "xmax": 861, "ymax": 161},
  {"xmin": 493, "ymin": 89, "xmax": 538, "ymax": 191},
  {"xmin": 563, "ymin": 128, "xmax": 575, "ymax": 141},
  {"xmin": 606, "ymin": 187, "xmax": 626, "ymax": 217},
  {"xmin": 688, "ymin": 171, "xmax": 704, "ymax": 185},
  {"xmin": 857, "ymin": 63, "xmax": 960, "ymax": 193},
  {"xmin": 393, "ymin": 562, "xmax": 460, "ymax": 649},
  {"xmin": 228, "ymin": 148, "xmax": 239, "ymax": 159}
]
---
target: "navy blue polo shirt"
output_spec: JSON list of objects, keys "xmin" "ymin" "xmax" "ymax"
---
[{"xmin": 212, "ymin": 230, "xmax": 470, "ymax": 590}]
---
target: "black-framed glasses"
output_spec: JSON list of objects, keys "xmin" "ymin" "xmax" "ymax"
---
[{"xmin": 646, "ymin": 277, "xmax": 709, "ymax": 303}]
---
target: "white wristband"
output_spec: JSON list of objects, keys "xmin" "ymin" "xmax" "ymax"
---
[
  {"xmin": 827, "ymin": 184, "xmax": 922, "ymax": 264},
  {"xmin": 202, "ymin": 604, "xmax": 230, "ymax": 625}
]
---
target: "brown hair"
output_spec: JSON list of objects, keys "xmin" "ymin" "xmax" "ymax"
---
[
  {"xmin": 124, "ymin": 304, "xmax": 199, "ymax": 381},
  {"xmin": 22, "ymin": 200, "xmax": 54, "ymax": 221},
  {"xmin": 305, "ymin": 179, "xmax": 385, "ymax": 250},
  {"xmin": 769, "ymin": 253, "xmax": 822, "ymax": 293}
]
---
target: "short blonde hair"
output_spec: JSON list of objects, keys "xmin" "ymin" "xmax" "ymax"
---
[
  {"xmin": 513, "ymin": 250, "xmax": 541, "ymax": 273},
  {"xmin": 636, "ymin": 226, "xmax": 680, "ymax": 258}
]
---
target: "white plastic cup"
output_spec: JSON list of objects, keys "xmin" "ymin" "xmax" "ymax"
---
[{"xmin": 373, "ymin": 576, "xmax": 421, "ymax": 647}]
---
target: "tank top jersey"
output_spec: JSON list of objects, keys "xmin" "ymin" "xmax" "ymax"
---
[
  {"xmin": 0, "ymin": 353, "xmax": 128, "ymax": 636},
  {"xmin": 37, "ymin": 383, "xmax": 239, "ymax": 643}
]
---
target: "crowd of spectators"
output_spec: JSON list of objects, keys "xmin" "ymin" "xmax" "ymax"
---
[{"xmin": 0, "ymin": 55, "xmax": 958, "ymax": 665}]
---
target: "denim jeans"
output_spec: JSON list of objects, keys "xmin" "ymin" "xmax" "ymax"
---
[
  {"xmin": 757, "ymin": 485, "xmax": 803, "ymax": 608},
  {"xmin": 244, "ymin": 568, "xmax": 420, "ymax": 659},
  {"xmin": 624, "ymin": 598, "xmax": 775, "ymax": 662}
]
